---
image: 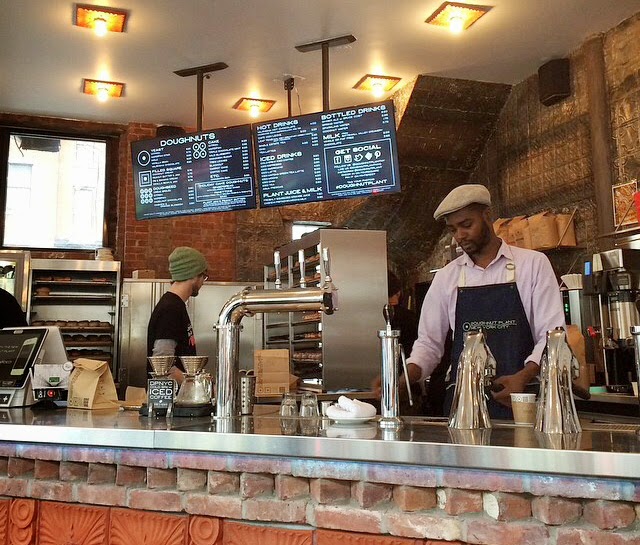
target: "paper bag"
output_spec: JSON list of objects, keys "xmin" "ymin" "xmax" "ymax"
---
[
  {"xmin": 493, "ymin": 218, "xmax": 512, "ymax": 242},
  {"xmin": 528, "ymin": 211, "xmax": 559, "ymax": 250},
  {"xmin": 556, "ymin": 213, "xmax": 577, "ymax": 246},
  {"xmin": 509, "ymin": 216, "xmax": 532, "ymax": 249},
  {"xmin": 68, "ymin": 358, "xmax": 119, "ymax": 409}
]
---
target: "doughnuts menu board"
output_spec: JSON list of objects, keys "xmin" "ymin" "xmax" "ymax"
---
[
  {"xmin": 131, "ymin": 125, "xmax": 256, "ymax": 220},
  {"xmin": 254, "ymin": 100, "xmax": 401, "ymax": 207}
]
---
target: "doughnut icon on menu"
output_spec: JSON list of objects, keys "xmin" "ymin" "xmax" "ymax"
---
[
  {"xmin": 137, "ymin": 150, "xmax": 151, "ymax": 166},
  {"xmin": 192, "ymin": 142, "xmax": 207, "ymax": 160}
]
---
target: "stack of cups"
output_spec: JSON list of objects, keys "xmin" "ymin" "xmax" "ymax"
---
[{"xmin": 510, "ymin": 393, "xmax": 537, "ymax": 425}]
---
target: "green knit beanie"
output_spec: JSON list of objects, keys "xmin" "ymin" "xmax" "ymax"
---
[{"xmin": 168, "ymin": 247, "xmax": 208, "ymax": 281}]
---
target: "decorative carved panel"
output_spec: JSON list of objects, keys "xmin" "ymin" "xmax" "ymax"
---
[
  {"xmin": 189, "ymin": 516, "xmax": 221, "ymax": 545},
  {"xmin": 38, "ymin": 502, "xmax": 107, "ymax": 545},
  {"xmin": 0, "ymin": 499, "xmax": 8, "ymax": 545},
  {"xmin": 223, "ymin": 521, "xmax": 312, "ymax": 545},
  {"xmin": 9, "ymin": 499, "xmax": 36, "ymax": 545},
  {"xmin": 110, "ymin": 508, "xmax": 186, "ymax": 545}
]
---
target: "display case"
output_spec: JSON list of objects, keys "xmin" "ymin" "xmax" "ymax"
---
[
  {"xmin": 27, "ymin": 259, "xmax": 121, "ymax": 377},
  {"xmin": 264, "ymin": 229, "xmax": 387, "ymax": 391}
]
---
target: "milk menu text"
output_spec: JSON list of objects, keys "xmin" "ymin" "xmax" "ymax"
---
[
  {"xmin": 255, "ymin": 100, "xmax": 400, "ymax": 207},
  {"xmin": 132, "ymin": 125, "xmax": 256, "ymax": 219}
]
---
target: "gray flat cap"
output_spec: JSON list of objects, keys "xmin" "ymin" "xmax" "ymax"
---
[{"xmin": 433, "ymin": 184, "xmax": 491, "ymax": 220}]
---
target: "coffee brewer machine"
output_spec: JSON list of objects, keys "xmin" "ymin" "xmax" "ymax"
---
[{"xmin": 583, "ymin": 248, "xmax": 640, "ymax": 393}]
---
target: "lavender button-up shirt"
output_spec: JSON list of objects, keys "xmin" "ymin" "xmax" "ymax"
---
[{"xmin": 407, "ymin": 241, "xmax": 566, "ymax": 381}]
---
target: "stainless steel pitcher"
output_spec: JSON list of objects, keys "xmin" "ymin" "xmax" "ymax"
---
[
  {"xmin": 535, "ymin": 327, "xmax": 582, "ymax": 434},
  {"xmin": 448, "ymin": 329, "xmax": 496, "ymax": 430}
]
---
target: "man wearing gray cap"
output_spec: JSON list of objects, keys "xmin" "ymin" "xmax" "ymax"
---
[
  {"xmin": 147, "ymin": 247, "xmax": 209, "ymax": 383},
  {"xmin": 403, "ymin": 184, "xmax": 565, "ymax": 418}
]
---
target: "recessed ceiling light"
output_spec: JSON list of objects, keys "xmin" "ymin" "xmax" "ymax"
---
[
  {"xmin": 425, "ymin": 2, "xmax": 493, "ymax": 34},
  {"xmin": 74, "ymin": 4, "xmax": 129, "ymax": 36},
  {"xmin": 353, "ymin": 74, "xmax": 402, "ymax": 98},
  {"xmin": 82, "ymin": 79, "xmax": 125, "ymax": 101},
  {"xmin": 232, "ymin": 97, "xmax": 276, "ymax": 117}
]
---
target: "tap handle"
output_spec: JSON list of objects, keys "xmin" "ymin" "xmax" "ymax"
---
[
  {"xmin": 383, "ymin": 303, "xmax": 394, "ymax": 329},
  {"xmin": 274, "ymin": 250, "xmax": 282, "ymax": 289},
  {"xmin": 298, "ymin": 249, "xmax": 306, "ymax": 288},
  {"xmin": 400, "ymin": 344, "xmax": 413, "ymax": 407},
  {"xmin": 322, "ymin": 247, "xmax": 331, "ymax": 281}
]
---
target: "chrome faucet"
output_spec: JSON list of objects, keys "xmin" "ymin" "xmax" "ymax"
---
[
  {"xmin": 448, "ymin": 329, "xmax": 496, "ymax": 430},
  {"xmin": 535, "ymin": 327, "xmax": 582, "ymax": 434},
  {"xmin": 215, "ymin": 248, "xmax": 337, "ymax": 419}
]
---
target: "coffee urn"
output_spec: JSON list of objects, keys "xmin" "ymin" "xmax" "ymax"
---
[{"xmin": 583, "ymin": 249, "xmax": 640, "ymax": 393}]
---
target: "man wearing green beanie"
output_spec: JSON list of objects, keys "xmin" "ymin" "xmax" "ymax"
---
[{"xmin": 147, "ymin": 247, "xmax": 209, "ymax": 383}]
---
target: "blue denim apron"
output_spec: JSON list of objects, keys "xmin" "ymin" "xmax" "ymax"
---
[{"xmin": 445, "ymin": 261, "xmax": 535, "ymax": 419}]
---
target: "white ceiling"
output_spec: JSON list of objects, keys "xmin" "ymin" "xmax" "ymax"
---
[{"xmin": 2, "ymin": 0, "xmax": 640, "ymax": 130}]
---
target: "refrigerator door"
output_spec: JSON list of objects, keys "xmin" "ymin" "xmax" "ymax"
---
[
  {"xmin": 119, "ymin": 280, "xmax": 262, "ymax": 389},
  {"xmin": 0, "ymin": 250, "xmax": 30, "ymax": 312}
]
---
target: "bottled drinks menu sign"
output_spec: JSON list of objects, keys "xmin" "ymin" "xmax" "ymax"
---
[
  {"xmin": 255, "ymin": 100, "xmax": 401, "ymax": 207},
  {"xmin": 131, "ymin": 125, "xmax": 256, "ymax": 220}
]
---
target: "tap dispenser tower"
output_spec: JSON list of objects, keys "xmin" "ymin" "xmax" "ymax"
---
[{"xmin": 377, "ymin": 304, "xmax": 412, "ymax": 429}]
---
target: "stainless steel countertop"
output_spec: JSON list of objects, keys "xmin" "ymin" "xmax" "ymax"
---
[{"xmin": 1, "ymin": 408, "xmax": 640, "ymax": 479}]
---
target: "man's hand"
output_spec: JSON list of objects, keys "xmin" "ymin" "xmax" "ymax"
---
[
  {"xmin": 169, "ymin": 366, "xmax": 185, "ymax": 385},
  {"xmin": 492, "ymin": 361, "xmax": 539, "ymax": 407},
  {"xmin": 371, "ymin": 363, "xmax": 422, "ymax": 400}
]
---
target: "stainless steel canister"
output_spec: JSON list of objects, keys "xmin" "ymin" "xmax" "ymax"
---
[{"xmin": 239, "ymin": 371, "xmax": 256, "ymax": 415}]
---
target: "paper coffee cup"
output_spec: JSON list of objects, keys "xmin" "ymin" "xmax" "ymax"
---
[
  {"xmin": 511, "ymin": 393, "xmax": 537, "ymax": 425},
  {"xmin": 510, "ymin": 392, "xmax": 536, "ymax": 403}
]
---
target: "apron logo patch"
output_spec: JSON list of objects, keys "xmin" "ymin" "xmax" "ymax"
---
[{"xmin": 463, "ymin": 319, "xmax": 517, "ymax": 332}]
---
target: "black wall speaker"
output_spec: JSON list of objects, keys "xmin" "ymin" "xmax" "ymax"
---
[{"xmin": 538, "ymin": 58, "xmax": 571, "ymax": 106}]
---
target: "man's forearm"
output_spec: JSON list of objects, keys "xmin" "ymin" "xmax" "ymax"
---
[{"xmin": 519, "ymin": 361, "xmax": 540, "ymax": 382}]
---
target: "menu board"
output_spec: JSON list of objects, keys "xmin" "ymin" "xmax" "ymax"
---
[
  {"xmin": 131, "ymin": 125, "xmax": 256, "ymax": 220},
  {"xmin": 0, "ymin": 328, "xmax": 46, "ymax": 388},
  {"xmin": 254, "ymin": 100, "xmax": 401, "ymax": 207}
]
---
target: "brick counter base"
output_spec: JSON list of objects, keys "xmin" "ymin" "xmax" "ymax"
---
[{"xmin": 0, "ymin": 442, "xmax": 639, "ymax": 545}]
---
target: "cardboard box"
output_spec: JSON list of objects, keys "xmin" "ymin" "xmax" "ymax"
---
[
  {"xmin": 528, "ymin": 211, "xmax": 559, "ymax": 250},
  {"xmin": 509, "ymin": 215, "xmax": 532, "ymax": 249},
  {"xmin": 255, "ymin": 349, "xmax": 290, "ymax": 396},
  {"xmin": 132, "ymin": 269, "xmax": 155, "ymax": 279},
  {"xmin": 556, "ymin": 213, "xmax": 577, "ymax": 247}
]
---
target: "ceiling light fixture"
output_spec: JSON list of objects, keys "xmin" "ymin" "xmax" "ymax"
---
[
  {"xmin": 232, "ymin": 97, "xmax": 276, "ymax": 117},
  {"xmin": 82, "ymin": 79, "xmax": 125, "ymax": 101},
  {"xmin": 353, "ymin": 74, "xmax": 402, "ymax": 98},
  {"xmin": 425, "ymin": 2, "xmax": 493, "ymax": 33},
  {"xmin": 74, "ymin": 4, "xmax": 129, "ymax": 36}
]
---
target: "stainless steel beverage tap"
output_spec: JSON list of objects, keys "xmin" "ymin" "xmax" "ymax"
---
[
  {"xmin": 298, "ymin": 250, "xmax": 306, "ymax": 288},
  {"xmin": 274, "ymin": 250, "xmax": 282, "ymax": 290},
  {"xmin": 629, "ymin": 325, "xmax": 640, "ymax": 410},
  {"xmin": 377, "ymin": 304, "xmax": 412, "ymax": 429},
  {"xmin": 448, "ymin": 330, "xmax": 496, "ymax": 430},
  {"xmin": 215, "ymin": 248, "xmax": 337, "ymax": 419},
  {"xmin": 535, "ymin": 327, "xmax": 582, "ymax": 434}
]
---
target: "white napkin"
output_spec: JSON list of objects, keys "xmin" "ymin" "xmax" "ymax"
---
[{"xmin": 325, "ymin": 396, "xmax": 376, "ymax": 419}]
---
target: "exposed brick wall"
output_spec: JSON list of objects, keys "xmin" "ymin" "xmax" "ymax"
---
[
  {"xmin": 417, "ymin": 14, "xmax": 640, "ymax": 281},
  {"xmin": 117, "ymin": 123, "xmax": 238, "ymax": 280},
  {"xmin": 0, "ymin": 442, "xmax": 638, "ymax": 545}
]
